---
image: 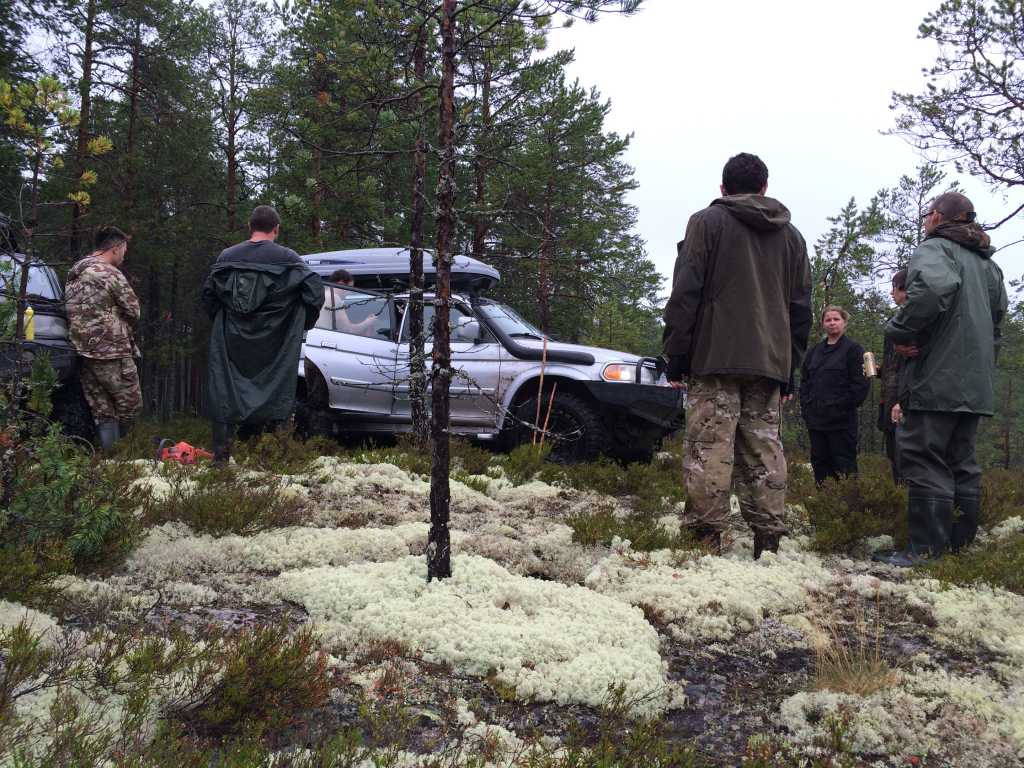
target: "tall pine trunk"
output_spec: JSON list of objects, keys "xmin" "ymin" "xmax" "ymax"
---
[
  {"xmin": 70, "ymin": 0, "xmax": 98, "ymax": 258},
  {"xmin": 428, "ymin": 0, "xmax": 457, "ymax": 582},
  {"xmin": 408, "ymin": 21, "xmax": 429, "ymax": 445},
  {"xmin": 471, "ymin": 55, "xmax": 492, "ymax": 261}
]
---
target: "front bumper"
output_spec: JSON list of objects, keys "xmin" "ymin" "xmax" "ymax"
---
[{"xmin": 582, "ymin": 381, "xmax": 685, "ymax": 431}]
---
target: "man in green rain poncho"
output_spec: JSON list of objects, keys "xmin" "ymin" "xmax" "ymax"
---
[{"xmin": 201, "ymin": 205, "xmax": 324, "ymax": 463}]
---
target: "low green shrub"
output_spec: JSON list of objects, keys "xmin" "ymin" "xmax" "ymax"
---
[
  {"xmin": 140, "ymin": 465, "xmax": 306, "ymax": 535},
  {"xmin": 0, "ymin": 426, "xmax": 142, "ymax": 600},
  {"xmin": 919, "ymin": 532, "xmax": 1024, "ymax": 595},
  {"xmin": 567, "ymin": 504, "xmax": 694, "ymax": 552},
  {"xmin": 233, "ymin": 426, "xmax": 340, "ymax": 475},
  {"xmin": 803, "ymin": 456, "xmax": 907, "ymax": 554},
  {"xmin": 980, "ymin": 469, "xmax": 1024, "ymax": 529}
]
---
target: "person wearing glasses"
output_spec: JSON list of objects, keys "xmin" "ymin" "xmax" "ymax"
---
[
  {"xmin": 875, "ymin": 193, "xmax": 1007, "ymax": 567},
  {"xmin": 201, "ymin": 205, "xmax": 324, "ymax": 463}
]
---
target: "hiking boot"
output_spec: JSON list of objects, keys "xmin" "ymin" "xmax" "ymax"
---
[
  {"xmin": 951, "ymin": 492, "xmax": 980, "ymax": 554},
  {"xmin": 753, "ymin": 530, "xmax": 783, "ymax": 560}
]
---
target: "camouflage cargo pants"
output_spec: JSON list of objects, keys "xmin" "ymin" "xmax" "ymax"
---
[
  {"xmin": 682, "ymin": 374, "xmax": 787, "ymax": 535},
  {"xmin": 80, "ymin": 356, "xmax": 142, "ymax": 424}
]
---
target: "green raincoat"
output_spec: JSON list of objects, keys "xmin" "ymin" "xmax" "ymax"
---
[
  {"xmin": 202, "ymin": 245, "xmax": 324, "ymax": 424},
  {"xmin": 885, "ymin": 225, "xmax": 1008, "ymax": 415}
]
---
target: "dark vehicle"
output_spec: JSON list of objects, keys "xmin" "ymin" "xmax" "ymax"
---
[{"xmin": 0, "ymin": 231, "xmax": 94, "ymax": 441}]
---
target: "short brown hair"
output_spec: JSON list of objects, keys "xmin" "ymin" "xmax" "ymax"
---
[
  {"xmin": 249, "ymin": 205, "xmax": 281, "ymax": 234},
  {"xmin": 892, "ymin": 269, "xmax": 908, "ymax": 291},
  {"xmin": 820, "ymin": 305, "xmax": 849, "ymax": 324},
  {"xmin": 929, "ymin": 192, "xmax": 976, "ymax": 223}
]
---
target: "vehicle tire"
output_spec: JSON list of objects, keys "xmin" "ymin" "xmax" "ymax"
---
[
  {"xmin": 51, "ymin": 380, "xmax": 95, "ymax": 445},
  {"xmin": 507, "ymin": 391, "xmax": 607, "ymax": 463}
]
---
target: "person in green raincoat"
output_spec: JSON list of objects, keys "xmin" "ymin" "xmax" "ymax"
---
[
  {"xmin": 874, "ymin": 193, "xmax": 1008, "ymax": 567},
  {"xmin": 201, "ymin": 205, "xmax": 324, "ymax": 462}
]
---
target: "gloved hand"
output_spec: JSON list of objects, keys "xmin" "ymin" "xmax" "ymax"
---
[
  {"xmin": 665, "ymin": 354, "xmax": 690, "ymax": 383},
  {"xmin": 780, "ymin": 373, "xmax": 796, "ymax": 398}
]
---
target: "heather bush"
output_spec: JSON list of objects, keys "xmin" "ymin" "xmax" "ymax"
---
[
  {"xmin": 567, "ymin": 504, "xmax": 694, "ymax": 552},
  {"xmin": 140, "ymin": 465, "xmax": 306, "ymax": 535},
  {"xmin": 0, "ymin": 426, "xmax": 142, "ymax": 600},
  {"xmin": 979, "ymin": 468, "xmax": 1024, "ymax": 528},
  {"xmin": 802, "ymin": 456, "xmax": 907, "ymax": 554},
  {"xmin": 233, "ymin": 426, "xmax": 340, "ymax": 475},
  {"xmin": 919, "ymin": 531, "xmax": 1024, "ymax": 595}
]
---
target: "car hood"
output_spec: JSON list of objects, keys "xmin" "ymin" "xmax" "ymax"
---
[{"xmin": 513, "ymin": 339, "xmax": 643, "ymax": 365}]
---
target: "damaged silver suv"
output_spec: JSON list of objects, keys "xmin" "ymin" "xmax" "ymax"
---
[{"xmin": 297, "ymin": 248, "xmax": 683, "ymax": 463}]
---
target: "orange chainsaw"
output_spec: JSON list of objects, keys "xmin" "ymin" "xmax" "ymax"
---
[{"xmin": 154, "ymin": 438, "xmax": 213, "ymax": 465}]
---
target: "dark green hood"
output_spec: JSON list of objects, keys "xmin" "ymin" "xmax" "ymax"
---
[
  {"xmin": 202, "ymin": 260, "xmax": 324, "ymax": 424},
  {"xmin": 712, "ymin": 194, "xmax": 792, "ymax": 232}
]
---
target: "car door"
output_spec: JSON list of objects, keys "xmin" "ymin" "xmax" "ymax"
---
[
  {"xmin": 303, "ymin": 285, "xmax": 399, "ymax": 416},
  {"xmin": 393, "ymin": 300, "xmax": 503, "ymax": 428}
]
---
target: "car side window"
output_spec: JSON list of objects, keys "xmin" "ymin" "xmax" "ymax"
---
[
  {"xmin": 400, "ymin": 303, "xmax": 490, "ymax": 343},
  {"xmin": 319, "ymin": 286, "xmax": 393, "ymax": 340}
]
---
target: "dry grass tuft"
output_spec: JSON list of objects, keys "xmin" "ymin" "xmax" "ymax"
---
[{"xmin": 810, "ymin": 603, "xmax": 901, "ymax": 697}]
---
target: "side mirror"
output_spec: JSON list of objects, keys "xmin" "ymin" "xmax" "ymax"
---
[{"xmin": 452, "ymin": 319, "xmax": 481, "ymax": 343}]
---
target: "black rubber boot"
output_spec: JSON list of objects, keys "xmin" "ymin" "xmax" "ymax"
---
[
  {"xmin": 753, "ymin": 530, "xmax": 783, "ymax": 560},
  {"xmin": 875, "ymin": 494, "xmax": 953, "ymax": 567},
  {"xmin": 212, "ymin": 421, "xmax": 234, "ymax": 466},
  {"xmin": 96, "ymin": 420, "xmax": 120, "ymax": 452},
  {"xmin": 951, "ymin": 493, "xmax": 980, "ymax": 554}
]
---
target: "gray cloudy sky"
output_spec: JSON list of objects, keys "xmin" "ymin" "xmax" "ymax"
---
[{"xmin": 548, "ymin": 0, "xmax": 1024, "ymax": 293}]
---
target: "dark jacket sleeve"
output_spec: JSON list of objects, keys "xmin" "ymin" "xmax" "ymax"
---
[
  {"xmin": 662, "ymin": 212, "xmax": 715, "ymax": 358},
  {"xmin": 845, "ymin": 340, "xmax": 870, "ymax": 408},
  {"xmin": 300, "ymin": 271, "xmax": 326, "ymax": 331},
  {"xmin": 789, "ymin": 233, "xmax": 813, "ymax": 375},
  {"xmin": 988, "ymin": 259, "xmax": 1008, "ymax": 362},
  {"xmin": 201, "ymin": 270, "xmax": 220, "ymax": 320}
]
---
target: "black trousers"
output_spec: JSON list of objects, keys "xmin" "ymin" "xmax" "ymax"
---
[
  {"xmin": 884, "ymin": 427, "xmax": 902, "ymax": 485},
  {"xmin": 897, "ymin": 410, "xmax": 981, "ymax": 500},
  {"xmin": 808, "ymin": 428, "xmax": 858, "ymax": 486}
]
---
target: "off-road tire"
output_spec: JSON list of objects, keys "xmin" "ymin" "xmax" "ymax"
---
[
  {"xmin": 507, "ymin": 390, "xmax": 607, "ymax": 463},
  {"xmin": 51, "ymin": 380, "xmax": 96, "ymax": 445}
]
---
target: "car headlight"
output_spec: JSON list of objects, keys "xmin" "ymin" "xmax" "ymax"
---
[{"xmin": 601, "ymin": 363, "xmax": 636, "ymax": 383}]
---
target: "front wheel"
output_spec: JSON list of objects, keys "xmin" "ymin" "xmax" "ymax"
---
[{"xmin": 506, "ymin": 391, "xmax": 607, "ymax": 463}]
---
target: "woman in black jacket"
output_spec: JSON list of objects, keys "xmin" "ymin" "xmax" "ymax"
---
[{"xmin": 800, "ymin": 306, "xmax": 871, "ymax": 485}]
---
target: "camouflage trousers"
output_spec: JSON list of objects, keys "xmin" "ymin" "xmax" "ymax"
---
[
  {"xmin": 682, "ymin": 375, "xmax": 787, "ymax": 535},
  {"xmin": 80, "ymin": 356, "xmax": 142, "ymax": 424}
]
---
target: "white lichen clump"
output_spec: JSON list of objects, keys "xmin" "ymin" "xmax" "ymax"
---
[{"xmin": 272, "ymin": 553, "xmax": 684, "ymax": 716}]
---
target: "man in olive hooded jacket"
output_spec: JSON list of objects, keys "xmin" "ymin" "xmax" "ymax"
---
[
  {"xmin": 876, "ymin": 192, "xmax": 1007, "ymax": 567},
  {"xmin": 202, "ymin": 205, "xmax": 324, "ymax": 462},
  {"xmin": 663, "ymin": 153, "xmax": 813, "ymax": 557}
]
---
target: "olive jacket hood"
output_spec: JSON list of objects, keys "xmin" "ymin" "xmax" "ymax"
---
[{"xmin": 663, "ymin": 194, "xmax": 813, "ymax": 385}]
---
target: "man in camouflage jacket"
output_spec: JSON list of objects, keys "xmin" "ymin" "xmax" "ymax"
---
[{"xmin": 64, "ymin": 226, "xmax": 141, "ymax": 450}]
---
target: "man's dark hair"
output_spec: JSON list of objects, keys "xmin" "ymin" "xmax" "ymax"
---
[
  {"xmin": 94, "ymin": 225, "xmax": 129, "ymax": 252},
  {"xmin": 328, "ymin": 268, "xmax": 353, "ymax": 284},
  {"xmin": 929, "ymin": 191, "xmax": 976, "ymax": 223},
  {"xmin": 722, "ymin": 153, "xmax": 769, "ymax": 195},
  {"xmin": 892, "ymin": 269, "xmax": 908, "ymax": 291},
  {"xmin": 249, "ymin": 205, "xmax": 281, "ymax": 234}
]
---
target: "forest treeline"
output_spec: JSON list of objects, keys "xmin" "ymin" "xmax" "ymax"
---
[{"xmin": 1, "ymin": 0, "xmax": 1023, "ymax": 466}]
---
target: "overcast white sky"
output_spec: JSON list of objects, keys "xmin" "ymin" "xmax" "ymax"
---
[{"xmin": 548, "ymin": 0, "xmax": 1024, "ymax": 294}]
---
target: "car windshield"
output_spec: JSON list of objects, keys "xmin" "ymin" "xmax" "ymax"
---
[
  {"xmin": 0, "ymin": 258, "xmax": 59, "ymax": 301},
  {"xmin": 477, "ymin": 302, "xmax": 543, "ymax": 339}
]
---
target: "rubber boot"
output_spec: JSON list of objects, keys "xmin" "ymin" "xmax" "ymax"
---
[
  {"xmin": 951, "ymin": 493, "xmax": 980, "ymax": 554},
  {"xmin": 875, "ymin": 494, "xmax": 953, "ymax": 567},
  {"xmin": 96, "ymin": 420, "xmax": 120, "ymax": 452},
  {"xmin": 753, "ymin": 530, "xmax": 783, "ymax": 560},
  {"xmin": 212, "ymin": 421, "xmax": 234, "ymax": 466}
]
